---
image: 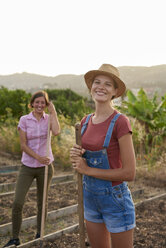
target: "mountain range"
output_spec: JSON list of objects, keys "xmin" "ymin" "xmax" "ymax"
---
[{"xmin": 0, "ymin": 65, "xmax": 166, "ymax": 97}]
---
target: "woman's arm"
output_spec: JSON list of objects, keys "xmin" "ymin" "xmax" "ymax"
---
[
  {"xmin": 71, "ymin": 133, "xmax": 136, "ymax": 182},
  {"xmin": 47, "ymin": 102, "xmax": 60, "ymax": 136},
  {"xmin": 19, "ymin": 129, "xmax": 50, "ymax": 165}
]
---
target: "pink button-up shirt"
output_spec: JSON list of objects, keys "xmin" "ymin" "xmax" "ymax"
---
[{"xmin": 18, "ymin": 112, "xmax": 54, "ymax": 168}]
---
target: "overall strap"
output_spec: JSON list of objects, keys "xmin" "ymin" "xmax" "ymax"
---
[
  {"xmin": 103, "ymin": 113, "xmax": 121, "ymax": 148},
  {"xmin": 81, "ymin": 114, "xmax": 92, "ymax": 136}
]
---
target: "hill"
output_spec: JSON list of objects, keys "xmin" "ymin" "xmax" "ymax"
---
[{"xmin": 0, "ymin": 65, "xmax": 166, "ymax": 97}]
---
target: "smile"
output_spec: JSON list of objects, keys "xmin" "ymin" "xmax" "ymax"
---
[{"xmin": 95, "ymin": 91, "xmax": 106, "ymax": 95}]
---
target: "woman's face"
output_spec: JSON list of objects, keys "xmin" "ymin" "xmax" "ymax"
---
[
  {"xmin": 91, "ymin": 74, "xmax": 117, "ymax": 103},
  {"xmin": 32, "ymin": 96, "xmax": 46, "ymax": 114}
]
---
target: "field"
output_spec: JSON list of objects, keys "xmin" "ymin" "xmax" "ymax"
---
[
  {"xmin": 0, "ymin": 152, "xmax": 166, "ymax": 248},
  {"xmin": 34, "ymin": 199, "xmax": 166, "ymax": 248}
]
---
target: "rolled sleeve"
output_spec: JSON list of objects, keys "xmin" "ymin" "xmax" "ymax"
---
[
  {"xmin": 116, "ymin": 115, "xmax": 132, "ymax": 139},
  {"xmin": 18, "ymin": 116, "xmax": 27, "ymax": 132}
]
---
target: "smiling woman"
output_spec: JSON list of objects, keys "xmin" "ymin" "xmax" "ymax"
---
[
  {"xmin": 3, "ymin": 90, "xmax": 60, "ymax": 247},
  {"xmin": 70, "ymin": 64, "xmax": 136, "ymax": 248}
]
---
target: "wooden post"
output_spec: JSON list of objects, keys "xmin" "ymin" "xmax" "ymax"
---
[{"xmin": 75, "ymin": 123, "xmax": 85, "ymax": 248}]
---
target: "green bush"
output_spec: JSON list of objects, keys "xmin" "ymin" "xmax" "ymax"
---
[
  {"xmin": 46, "ymin": 88, "xmax": 92, "ymax": 123},
  {"xmin": 119, "ymin": 89, "xmax": 166, "ymax": 168},
  {"xmin": 121, "ymin": 88, "xmax": 166, "ymax": 136},
  {"xmin": 0, "ymin": 87, "xmax": 93, "ymax": 124},
  {"xmin": 0, "ymin": 87, "xmax": 30, "ymax": 121}
]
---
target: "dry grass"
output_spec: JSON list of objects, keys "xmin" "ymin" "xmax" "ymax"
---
[{"xmin": 135, "ymin": 152, "xmax": 166, "ymax": 188}]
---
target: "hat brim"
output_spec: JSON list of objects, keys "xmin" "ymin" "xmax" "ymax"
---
[{"xmin": 84, "ymin": 70, "xmax": 126, "ymax": 98}]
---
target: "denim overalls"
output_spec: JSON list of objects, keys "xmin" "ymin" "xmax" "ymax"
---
[{"xmin": 81, "ymin": 113, "xmax": 136, "ymax": 233}]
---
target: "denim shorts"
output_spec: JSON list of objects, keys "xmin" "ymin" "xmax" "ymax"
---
[{"xmin": 83, "ymin": 182, "xmax": 136, "ymax": 233}]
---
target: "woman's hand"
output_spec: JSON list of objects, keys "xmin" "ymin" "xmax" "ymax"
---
[
  {"xmin": 72, "ymin": 156, "xmax": 89, "ymax": 175},
  {"xmin": 47, "ymin": 101, "xmax": 56, "ymax": 114},
  {"xmin": 70, "ymin": 144, "xmax": 88, "ymax": 174},
  {"xmin": 37, "ymin": 155, "xmax": 50, "ymax": 165},
  {"xmin": 70, "ymin": 144, "xmax": 85, "ymax": 158}
]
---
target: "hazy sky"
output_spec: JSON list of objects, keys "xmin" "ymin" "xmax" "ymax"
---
[{"xmin": 0, "ymin": 0, "xmax": 165, "ymax": 76}]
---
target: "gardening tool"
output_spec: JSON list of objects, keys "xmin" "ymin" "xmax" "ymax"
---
[
  {"xmin": 40, "ymin": 115, "xmax": 50, "ymax": 247},
  {"xmin": 75, "ymin": 123, "xmax": 86, "ymax": 248}
]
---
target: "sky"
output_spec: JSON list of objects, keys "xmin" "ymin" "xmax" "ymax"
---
[{"xmin": 0, "ymin": 0, "xmax": 165, "ymax": 76}]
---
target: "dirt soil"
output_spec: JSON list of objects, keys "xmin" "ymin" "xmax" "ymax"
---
[
  {"xmin": 36, "ymin": 198, "xmax": 166, "ymax": 248},
  {"xmin": 0, "ymin": 181, "xmax": 77, "ymax": 225},
  {"xmin": 0, "ymin": 152, "xmax": 166, "ymax": 247},
  {"xmin": 0, "ymin": 169, "xmax": 165, "ymax": 226}
]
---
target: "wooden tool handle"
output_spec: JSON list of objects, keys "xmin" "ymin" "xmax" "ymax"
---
[
  {"xmin": 40, "ymin": 116, "xmax": 50, "ymax": 240},
  {"xmin": 75, "ymin": 123, "xmax": 82, "ymax": 146},
  {"xmin": 75, "ymin": 123, "xmax": 85, "ymax": 248}
]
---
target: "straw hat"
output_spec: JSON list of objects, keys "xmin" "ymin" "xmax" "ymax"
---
[{"xmin": 84, "ymin": 64, "xmax": 126, "ymax": 98}]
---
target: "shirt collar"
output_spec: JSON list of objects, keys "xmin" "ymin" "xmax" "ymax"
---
[{"xmin": 27, "ymin": 111, "xmax": 46, "ymax": 120}]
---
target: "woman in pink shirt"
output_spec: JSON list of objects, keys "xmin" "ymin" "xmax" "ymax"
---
[
  {"xmin": 3, "ymin": 91, "xmax": 60, "ymax": 247},
  {"xmin": 70, "ymin": 64, "xmax": 136, "ymax": 248}
]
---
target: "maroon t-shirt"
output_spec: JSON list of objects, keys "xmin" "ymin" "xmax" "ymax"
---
[{"xmin": 81, "ymin": 110, "xmax": 132, "ymax": 186}]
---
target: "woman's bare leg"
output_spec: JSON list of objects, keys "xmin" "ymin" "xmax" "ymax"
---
[
  {"xmin": 85, "ymin": 220, "xmax": 111, "ymax": 248},
  {"xmin": 111, "ymin": 229, "xmax": 134, "ymax": 248}
]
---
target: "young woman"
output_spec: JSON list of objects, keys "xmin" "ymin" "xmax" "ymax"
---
[
  {"xmin": 70, "ymin": 64, "xmax": 136, "ymax": 248},
  {"xmin": 3, "ymin": 91, "xmax": 60, "ymax": 247}
]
